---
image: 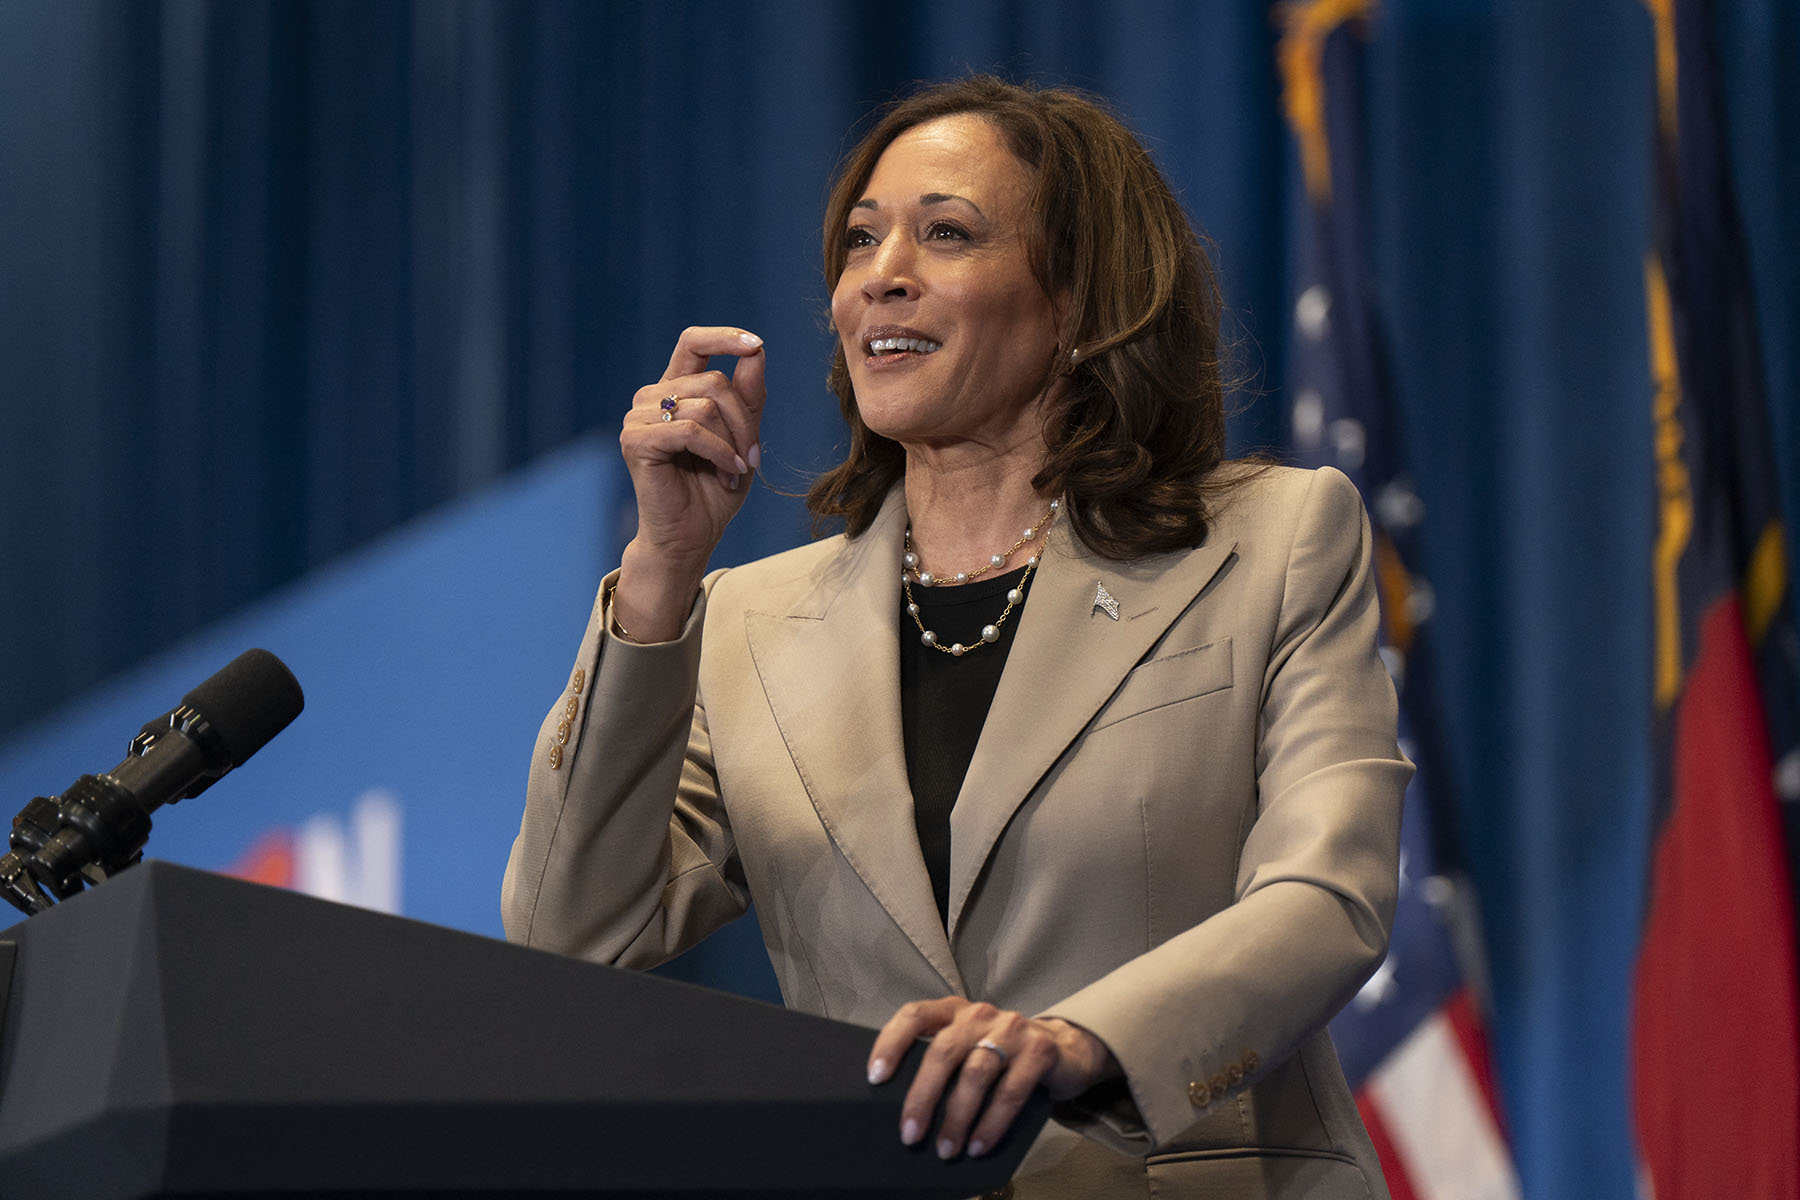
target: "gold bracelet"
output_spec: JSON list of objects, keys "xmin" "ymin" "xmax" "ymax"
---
[{"xmin": 604, "ymin": 582, "xmax": 641, "ymax": 644}]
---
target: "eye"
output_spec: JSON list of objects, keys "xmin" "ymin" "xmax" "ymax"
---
[
  {"xmin": 926, "ymin": 221, "xmax": 971, "ymax": 242},
  {"xmin": 843, "ymin": 225, "xmax": 877, "ymax": 250}
]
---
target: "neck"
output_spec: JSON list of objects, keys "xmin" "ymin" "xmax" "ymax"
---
[{"xmin": 902, "ymin": 441, "xmax": 1055, "ymax": 581}]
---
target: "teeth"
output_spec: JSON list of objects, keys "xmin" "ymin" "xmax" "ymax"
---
[{"xmin": 867, "ymin": 336, "xmax": 941, "ymax": 355}]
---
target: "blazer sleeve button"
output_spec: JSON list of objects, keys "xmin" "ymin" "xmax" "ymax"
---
[
  {"xmin": 548, "ymin": 743, "xmax": 564, "ymax": 770},
  {"xmin": 564, "ymin": 696, "xmax": 580, "ymax": 720},
  {"xmin": 571, "ymin": 666, "xmax": 586, "ymax": 692},
  {"xmin": 1187, "ymin": 1080, "xmax": 1211, "ymax": 1107}
]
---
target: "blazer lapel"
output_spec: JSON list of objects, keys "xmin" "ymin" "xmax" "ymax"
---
[
  {"xmin": 945, "ymin": 522, "xmax": 1238, "ymax": 937},
  {"xmin": 744, "ymin": 492, "xmax": 966, "ymax": 995}
]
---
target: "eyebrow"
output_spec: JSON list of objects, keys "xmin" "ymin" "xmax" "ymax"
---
[{"xmin": 850, "ymin": 193, "xmax": 987, "ymax": 218}]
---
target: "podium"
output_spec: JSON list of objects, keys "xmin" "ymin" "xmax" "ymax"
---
[{"xmin": 0, "ymin": 862, "xmax": 1045, "ymax": 1199}]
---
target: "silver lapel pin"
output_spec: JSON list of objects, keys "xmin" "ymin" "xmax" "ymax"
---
[{"xmin": 1093, "ymin": 582, "xmax": 1121, "ymax": 621}]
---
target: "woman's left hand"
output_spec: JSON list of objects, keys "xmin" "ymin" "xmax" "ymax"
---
[{"xmin": 867, "ymin": 997, "xmax": 1122, "ymax": 1159}]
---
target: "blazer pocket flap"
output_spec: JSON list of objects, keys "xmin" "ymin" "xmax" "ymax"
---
[{"xmin": 1092, "ymin": 637, "xmax": 1233, "ymax": 733}]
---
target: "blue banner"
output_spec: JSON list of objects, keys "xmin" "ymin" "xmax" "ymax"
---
[{"xmin": 0, "ymin": 439, "xmax": 616, "ymax": 939}]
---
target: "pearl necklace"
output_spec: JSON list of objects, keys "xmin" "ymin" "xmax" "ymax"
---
[{"xmin": 902, "ymin": 499, "xmax": 1059, "ymax": 657}]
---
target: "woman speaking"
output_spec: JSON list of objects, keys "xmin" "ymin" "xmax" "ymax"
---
[{"xmin": 503, "ymin": 76, "xmax": 1408, "ymax": 1199}]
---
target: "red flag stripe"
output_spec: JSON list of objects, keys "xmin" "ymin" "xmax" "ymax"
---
[
  {"xmin": 1632, "ymin": 595, "xmax": 1800, "ymax": 1199},
  {"xmin": 1356, "ymin": 1092, "xmax": 1422, "ymax": 1200},
  {"xmin": 1364, "ymin": 1008, "xmax": 1522, "ymax": 1200},
  {"xmin": 1443, "ymin": 986, "xmax": 1512, "ymax": 1142}
]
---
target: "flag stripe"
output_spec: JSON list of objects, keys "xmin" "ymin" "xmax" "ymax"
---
[
  {"xmin": 1442, "ymin": 986, "xmax": 1511, "ymax": 1141},
  {"xmin": 1633, "ymin": 596, "xmax": 1800, "ymax": 1198},
  {"xmin": 1355, "ymin": 1094, "xmax": 1422, "ymax": 1200},
  {"xmin": 1367, "ymin": 1011, "xmax": 1522, "ymax": 1200}
]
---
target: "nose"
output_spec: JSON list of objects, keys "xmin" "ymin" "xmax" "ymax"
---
[{"xmin": 861, "ymin": 233, "xmax": 920, "ymax": 303}]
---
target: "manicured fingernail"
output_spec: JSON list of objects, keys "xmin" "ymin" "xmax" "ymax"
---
[
  {"xmin": 739, "ymin": 331, "xmax": 763, "ymax": 347},
  {"xmin": 968, "ymin": 1139, "xmax": 987, "ymax": 1157},
  {"xmin": 901, "ymin": 1118, "xmax": 921, "ymax": 1145},
  {"xmin": 734, "ymin": 454, "xmax": 748, "ymax": 475},
  {"xmin": 728, "ymin": 474, "xmax": 740, "ymax": 491},
  {"xmin": 868, "ymin": 1058, "xmax": 888, "ymax": 1084},
  {"xmin": 747, "ymin": 442, "xmax": 761, "ymax": 470},
  {"xmin": 937, "ymin": 1138, "xmax": 956, "ymax": 1160}
]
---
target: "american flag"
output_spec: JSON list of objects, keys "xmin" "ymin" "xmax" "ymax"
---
[{"xmin": 1277, "ymin": 6, "xmax": 1521, "ymax": 1198}]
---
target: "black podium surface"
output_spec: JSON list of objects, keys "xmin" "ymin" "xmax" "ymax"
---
[{"xmin": 0, "ymin": 862, "xmax": 1045, "ymax": 1199}]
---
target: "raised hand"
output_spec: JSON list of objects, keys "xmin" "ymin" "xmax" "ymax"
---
[{"xmin": 614, "ymin": 326, "xmax": 767, "ymax": 641}]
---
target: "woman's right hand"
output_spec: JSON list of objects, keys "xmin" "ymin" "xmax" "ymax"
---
[{"xmin": 612, "ymin": 326, "xmax": 767, "ymax": 642}]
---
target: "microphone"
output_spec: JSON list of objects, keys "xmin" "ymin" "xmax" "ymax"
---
[{"xmin": 0, "ymin": 649, "xmax": 304, "ymax": 916}]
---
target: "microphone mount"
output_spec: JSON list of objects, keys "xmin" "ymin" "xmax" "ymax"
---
[{"xmin": 0, "ymin": 651, "xmax": 303, "ymax": 917}]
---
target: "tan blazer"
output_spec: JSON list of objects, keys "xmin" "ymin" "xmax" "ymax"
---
[{"xmin": 504, "ymin": 464, "xmax": 1409, "ymax": 1199}]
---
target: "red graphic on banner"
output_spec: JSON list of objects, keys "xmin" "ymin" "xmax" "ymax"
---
[{"xmin": 227, "ymin": 828, "xmax": 297, "ymax": 888}]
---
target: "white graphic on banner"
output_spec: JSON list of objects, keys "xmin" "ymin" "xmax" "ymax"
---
[{"xmin": 295, "ymin": 790, "xmax": 403, "ymax": 914}]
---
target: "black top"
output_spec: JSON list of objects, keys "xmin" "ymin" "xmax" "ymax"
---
[{"xmin": 899, "ymin": 565, "xmax": 1029, "ymax": 925}]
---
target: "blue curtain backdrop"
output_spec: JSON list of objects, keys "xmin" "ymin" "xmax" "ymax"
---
[{"xmin": 2, "ymin": 3, "xmax": 1797, "ymax": 1198}]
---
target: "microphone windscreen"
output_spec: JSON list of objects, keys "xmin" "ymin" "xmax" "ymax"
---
[{"xmin": 182, "ymin": 649, "xmax": 306, "ymax": 767}]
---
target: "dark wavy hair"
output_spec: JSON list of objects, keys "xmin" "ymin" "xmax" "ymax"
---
[{"xmin": 807, "ymin": 76, "xmax": 1248, "ymax": 559}]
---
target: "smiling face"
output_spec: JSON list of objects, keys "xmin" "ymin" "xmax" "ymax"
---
[{"xmin": 830, "ymin": 114, "xmax": 1063, "ymax": 454}]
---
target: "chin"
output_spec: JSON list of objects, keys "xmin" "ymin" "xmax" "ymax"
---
[
  {"xmin": 855, "ymin": 412, "xmax": 924, "ymax": 447},
  {"xmin": 850, "ymin": 390, "xmax": 928, "ymax": 443}
]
